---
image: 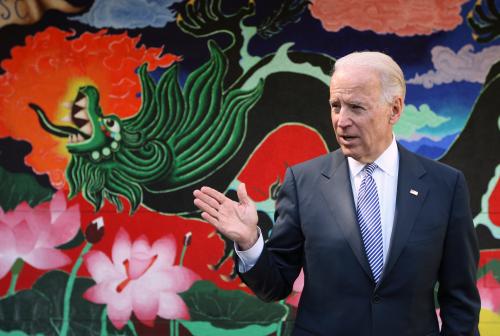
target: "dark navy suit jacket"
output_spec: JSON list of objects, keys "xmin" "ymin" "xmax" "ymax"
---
[{"xmin": 239, "ymin": 144, "xmax": 480, "ymax": 336}]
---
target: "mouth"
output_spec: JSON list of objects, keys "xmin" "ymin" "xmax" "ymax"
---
[
  {"xmin": 338, "ymin": 134, "xmax": 358, "ymax": 144},
  {"xmin": 69, "ymin": 91, "xmax": 92, "ymax": 144}
]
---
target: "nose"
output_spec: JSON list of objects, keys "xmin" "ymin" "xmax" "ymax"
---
[{"xmin": 335, "ymin": 107, "xmax": 352, "ymax": 128}]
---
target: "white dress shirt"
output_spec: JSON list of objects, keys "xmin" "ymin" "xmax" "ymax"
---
[{"xmin": 236, "ymin": 137, "xmax": 399, "ymax": 272}]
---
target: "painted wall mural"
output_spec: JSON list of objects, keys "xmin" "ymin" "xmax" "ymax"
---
[{"xmin": 0, "ymin": 0, "xmax": 499, "ymax": 335}]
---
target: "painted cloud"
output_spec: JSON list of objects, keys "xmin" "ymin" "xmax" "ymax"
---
[
  {"xmin": 309, "ymin": 0, "xmax": 468, "ymax": 36},
  {"xmin": 71, "ymin": 0, "xmax": 183, "ymax": 29},
  {"xmin": 408, "ymin": 44, "xmax": 500, "ymax": 88},
  {"xmin": 394, "ymin": 104, "xmax": 450, "ymax": 140}
]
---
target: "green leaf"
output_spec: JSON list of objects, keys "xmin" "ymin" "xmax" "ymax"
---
[
  {"xmin": 56, "ymin": 229, "xmax": 85, "ymax": 250},
  {"xmin": 0, "ymin": 271, "xmax": 132, "ymax": 335},
  {"xmin": 0, "ymin": 330, "xmax": 43, "ymax": 336},
  {"xmin": 179, "ymin": 321, "xmax": 279, "ymax": 336},
  {"xmin": 477, "ymin": 259, "xmax": 500, "ymax": 283},
  {"xmin": 434, "ymin": 282, "xmax": 439, "ymax": 309},
  {"xmin": 33, "ymin": 271, "xmax": 132, "ymax": 335},
  {"xmin": 0, "ymin": 290, "xmax": 53, "ymax": 335},
  {"xmin": 179, "ymin": 280, "xmax": 287, "ymax": 330},
  {"xmin": 0, "ymin": 166, "xmax": 54, "ymax": 212}
]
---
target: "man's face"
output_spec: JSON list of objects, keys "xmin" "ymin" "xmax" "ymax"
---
[{"xmin": 329, "ymin": 66, "xmax": 401, "ymax": 163}]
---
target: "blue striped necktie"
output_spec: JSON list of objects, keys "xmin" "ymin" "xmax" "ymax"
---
[{"xmin": 356, "ymin": 163, "xmax": 384, "ymax": 283}]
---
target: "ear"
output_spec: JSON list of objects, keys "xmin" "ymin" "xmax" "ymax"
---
[{"xmin": 389, "ymin": 96, "xmax": 403, "ymax": 125}]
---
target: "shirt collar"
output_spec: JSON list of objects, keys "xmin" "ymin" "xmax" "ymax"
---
[{"xmin": 347, "ymin": 136, "xmax": 399, "ymax": 177}]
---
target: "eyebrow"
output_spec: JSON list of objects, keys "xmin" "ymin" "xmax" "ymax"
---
[
  {"xmin": 349, "ymin": 100, "xmax": 366, "ymax": 106},
  {"xmin": 329, "ymin": 98, "xmax": 366, "ymax": 106}
]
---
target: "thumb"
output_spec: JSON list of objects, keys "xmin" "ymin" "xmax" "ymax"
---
[{"xmin": 237, "ymin": 183, "xmax": 251, "ymax": 205}]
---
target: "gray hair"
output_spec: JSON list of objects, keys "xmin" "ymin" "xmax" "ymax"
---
[{"xmin": 332, "ymin": 51, "xmax": 406, "ymax": 104}]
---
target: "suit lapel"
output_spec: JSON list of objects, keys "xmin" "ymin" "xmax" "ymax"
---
[
  {"xmin": 319, "ymin": 151, "xmax": 372, "ymax": 279},
  {"xmin": 380, "ymin": 145, "xmax": 429, "ymax": 284}
]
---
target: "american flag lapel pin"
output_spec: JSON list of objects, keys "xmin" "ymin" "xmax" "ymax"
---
[{"xmin": 410, "ymin": 189, "xmax": 419, "ymax": 196}]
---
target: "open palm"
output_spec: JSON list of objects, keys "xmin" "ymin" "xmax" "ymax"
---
[{"xmin": 193, "ymin": 183, "xmax": 259, "ymax": 250}]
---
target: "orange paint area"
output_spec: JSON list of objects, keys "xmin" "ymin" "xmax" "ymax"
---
[
  {"xmin": 0, "ymin": 27, "xmax": 180, "ymax": 189},
  {"xmin": 309, "ymin": 0, "xmax": 468, "ymax": 36}
]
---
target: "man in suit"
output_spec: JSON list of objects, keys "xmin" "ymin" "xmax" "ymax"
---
[{"xmin": 193, "ymin": 52, "xmax": 480, "ymax": 335}]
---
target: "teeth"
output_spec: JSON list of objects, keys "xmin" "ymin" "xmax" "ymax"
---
[
  {"xmin": 75, "ymin": 98, "xmax": 87, "ymax": 108},
  {"xmin": 74, "ymin": 109, "xmax": 89, "ymax": 121},
  {"xmin": 68, "ymin": 133, "xmax": 87, "ymax": 144},
  {"xmin": 61, "ymin": 116, "xmax": 71, "ymax": 122},
  {"xmin": 80, "ymin": 122, "xmax": 92, "ymax": 135}
]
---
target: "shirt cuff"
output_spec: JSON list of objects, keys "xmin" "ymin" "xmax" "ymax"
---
[{"xmin": 234, "ymin": 227, "xmax": 264, "ymax": 273}]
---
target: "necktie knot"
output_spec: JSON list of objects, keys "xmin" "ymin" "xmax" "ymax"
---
[{"xmin": 363, "ymin": 163, "xmax": 378, "ymax": 176}]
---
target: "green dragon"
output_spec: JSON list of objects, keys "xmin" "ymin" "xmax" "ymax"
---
[{"xmin": 30, "ymin": 41, "xmax": 263, "ymax": 215}]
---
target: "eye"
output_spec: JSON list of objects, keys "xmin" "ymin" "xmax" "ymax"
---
[
  {"xmin": 104, "ymin": 118, "xmax": 120, "ymax": 133},
  {"xmin": 330, "ymin": 101, "xmax": 340, "ymax": 112},
  {"xmin": 350, "ymin": 104, "xmax": 365, "ymax": 112}
]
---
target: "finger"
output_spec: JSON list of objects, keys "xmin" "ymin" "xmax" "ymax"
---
[
  {"xmin": 193, "ymin": 189, "xmax": 221, "ymax": 210},
  {"xmin": 193, "ymin": 198, "xmax": 219, "ymax": 219},
  {"xmin": 200, "ymin": 186, "xmax": 227, "ymax": 204},
  {"xmin": 201, "ymin": 211, "xmax": 219, "ymax": 227},
  {"xmin": 237, "ymin": 183, "xmax": 251, "ymax": 205}
]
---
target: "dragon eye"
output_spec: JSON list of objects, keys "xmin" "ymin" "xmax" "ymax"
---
[{"xmin": 104, "ymin": 118, "xmax": 120, "ymax": 133}]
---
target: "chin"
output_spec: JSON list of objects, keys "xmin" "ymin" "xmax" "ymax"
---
[
  {"xmin": 339, "ymin": 147, "xmax": 356, "ymax": 159},
  {"xmin": 341, "ymin": 149, "xmax": 366, "ymax": 163}
]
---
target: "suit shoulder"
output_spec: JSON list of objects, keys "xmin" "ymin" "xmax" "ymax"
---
[
  {"xmin": 288, "ymin": 150, "xmax": 338, "ymax": 176},
  {"xmin": 399, "ymin": 144, "xmax": 463, "ymax": 184},
  {"xmin": 413, "ymin": 151, "xmax": 461, "ymax": 176}
]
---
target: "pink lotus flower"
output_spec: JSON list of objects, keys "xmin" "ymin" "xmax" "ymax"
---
[
  {"xmin": 478, "ymin": 272, "xmax": 500, "ymax": 313},
  {"xmin": 286, "ymin": 269, "xmax": 304, "ymax": 307},
  {"xmin": 83, "ymin": 228, "xmax": 200, "ymax": 329},
  {"xmin": 0, "ymin": 191, "xmax": 80, "ymax": 278}
]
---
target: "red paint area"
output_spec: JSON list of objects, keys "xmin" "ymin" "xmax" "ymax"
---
[
  {"xmin": 488, "ymin": 178, "xmax": 500, "ymax": 227},
  {"xmin": 479, "ymin": 249, "xmax": 500, "ymax": 269},
  {"xmin": 0, "ymin": 191, "xmax": 228, "ymax": 292},
  {"xmin": 478, "ymin": 249, "xmax": 500, "ymax": 312},
  {"xmin": 0, "ymin": 27, "xmax": 179, "ymax": 189},
  {"xmin": 0, "ymin": 124, "xmax": 330, "ymax": 295},
  {"xmin": 238, "ymin": 124, "xmax": 329, "ymax": 202}
]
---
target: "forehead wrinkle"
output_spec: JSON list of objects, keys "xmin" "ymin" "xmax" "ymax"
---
[
  {"xmin": 329, "ymin": 88, "xmax": 372, "ymax": 105},
  {"xmin": 330, "ymin": 82, "xmax": 382, "ymax": 108}
]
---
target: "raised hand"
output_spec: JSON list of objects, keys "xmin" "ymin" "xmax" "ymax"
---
[{"xmin": 193, "ymin": 183, "xmax": 259, "ymax": 250}]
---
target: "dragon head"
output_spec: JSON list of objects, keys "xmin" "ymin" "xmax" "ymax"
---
[
  {"xmin": 29, "ymin": 83, "xmax": 166, "ymax": 214},
  {"xmin": 29, "ymin": 41, "xmax": 264, "ymax": 215},
  {"xmin": 66, "ymin": 86, "xmax": 123, "ymax": 162}
]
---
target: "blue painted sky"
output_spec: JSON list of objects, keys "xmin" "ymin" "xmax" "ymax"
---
[
  {"xmin": 242, "ymin": 0, "xmax": 499, "ymax": 158},
  {"xmin": 132, "ymin": 0, "xmax": 498, "ymax": 158}
]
